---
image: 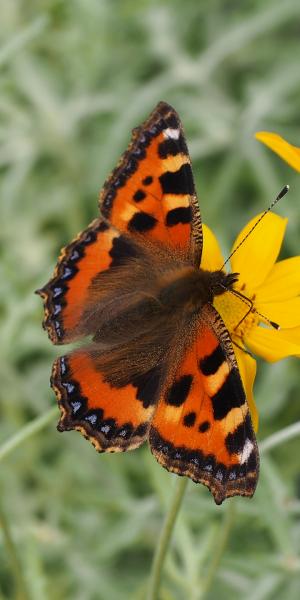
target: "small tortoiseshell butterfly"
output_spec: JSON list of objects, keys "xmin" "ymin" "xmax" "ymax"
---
[{"xmin": 37, "ymin": 102, "xmax": 259, "ymax": 504}]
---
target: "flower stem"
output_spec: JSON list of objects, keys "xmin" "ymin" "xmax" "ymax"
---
[
  {"xmin": 0, "ymin": 406, "xmax": 57, "ymax": 463},
  {"xmin": 260, "ymin": 420, "xmax": 300, "ymax": 454},
  {"xmin": 147, "ymin": 476, "xmax": 188, "ymax": 600}
]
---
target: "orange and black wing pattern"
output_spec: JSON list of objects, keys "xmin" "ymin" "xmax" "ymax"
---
[
  {"xmin": 36, "ymin": 219, "xmax": 144, "ymax": 344},
  {"xmin": 37, "ymin": 101, "xmax": 259, "ymax": 504},
  {"xmin": 150, "ymin": 306, "xmax": 259, "ymax": 504},
  {"xmin": 52, "ymin": 348, "xmax": 162, "ymax": 452},
  {"xmin": 37, "ymin": 102, "xmax": 202, "ymax": 345},
  {"xmin": 100, "ymin": 102, "xmax": 202, "ymax": 266}
]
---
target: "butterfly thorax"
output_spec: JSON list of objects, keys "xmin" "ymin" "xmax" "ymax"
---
[
  {"xmin": 158, "ymin": 267, "xmax": 239, "ymax": 314},
  {"xmin": 90, "ymin": 242, "xmax": 239, "ymax": 350}
]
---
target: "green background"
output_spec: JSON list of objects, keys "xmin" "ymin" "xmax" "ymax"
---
[{"xmin": 1, "ymin": 1, "xmax": 300, "ymax": 599}]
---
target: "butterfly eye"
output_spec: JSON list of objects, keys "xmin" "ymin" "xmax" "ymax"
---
[{"xmin": 209, "ymin": 271, "xmax": 239, "ymax": 297}]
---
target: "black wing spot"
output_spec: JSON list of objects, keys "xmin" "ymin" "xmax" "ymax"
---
[
  {"xmin": 198, "ymin": 420, "xmax": 210, "ymax": 433},
  {"xmin": 183, "ymin": 411, "xmax": 196, "ymax": 427},
  {"xmin": 211, "ymin": 369, "xmax": 245, "ymax": 420},
  {"xmin": 165, "ymin": 375, "xmax": 193, "ymax": 407},
  {"xmin": 133, "ymin": 189, "xmax": 146, "ymax": 202},
  {"xmin": 128, "ymin": 212, "xmax": 157, "ymax": 233},
  {"xmin": 142, "ymin": 176, "xmax": 153, "ymax": 186},
  {"xmin": 132, "ymin": 365, "xmax": 161, "ymax": 408},
  {"xmin": 225, "ymin": 414, "xmax": 253, "ymax": 454},
  {"xmin": 158, "ymin": 135, "xmax": 187, "ymax": 159},
  {"xmin": 199, "ymin": 345, "xmax": 225, "ymax": 376},
  {"xmin": 159, "ymin": 164, "xmax": 194, "ymax": 195},
  {"xmin": 166, "ymin": 206, "xmax": 192, "ymax": 226}
]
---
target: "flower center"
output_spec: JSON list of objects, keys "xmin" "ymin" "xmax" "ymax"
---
[{"xmin": 214, "ymin": 280, "xmax": 259, "ymax": 343}]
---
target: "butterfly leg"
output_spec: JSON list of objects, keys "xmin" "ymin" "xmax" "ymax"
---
[{"xmin": 230, "ymin": 289, "xmax": 254, "ymax": 331}]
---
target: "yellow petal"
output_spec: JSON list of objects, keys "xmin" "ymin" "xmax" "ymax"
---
[
  {"xmin": 201, "ymin": 223, "xmax": 224, "ymax": 271},
  {"xmin": 230, "ymin": 213, "xmax": 287, "ymax": 290},
  {"xmin": 276, "ymin": 325, "xmax": 300, "ymax": 346},
  {"xmin": 234, "ymin": 344, "xmax": 258, "ymax": 431},
  {"xmin": 214, "ymin": 289, "xmax": 252, "ymax": 336},
  {"xmin": 256, "ymin": 297, "xmax": 300, "ymax": 329},
  {"xmin": 246, "ymin": 326, "xmax": 300, "ymax": 362},
  {"xmin": 255, "ymin": 257, "xmax": 300, "ymax": 302},
  {"xmin": 255, "ymin": 132, "xmax": 300, "ymax": 172}
]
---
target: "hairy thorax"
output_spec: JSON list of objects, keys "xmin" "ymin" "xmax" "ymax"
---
[
  {"xmin": 87, "ymin": 237, "xmax": 237, "ymax": 348},
  {"xmin": 157, "ymin": 267, "xmax": 236, "ymax": 313}
]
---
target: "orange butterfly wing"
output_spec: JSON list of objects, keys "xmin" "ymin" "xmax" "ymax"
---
[
  {"xmin": 37, "ymin": 102, "xmax": 201, "ymax": 345},
  {"xmin": 100, "ymin": 101, "xmax": 202, "ymax": 265},
  {"xmin": 150, "ymin": 306, "xmax": 259, "ymax": 504},
  {"xmin": 37, "ymin": 220, "xmax": 117, "ymax": 343},
  {"xmin": 52, "ymin": 348, "xmax": 162, "ymax": 452}
]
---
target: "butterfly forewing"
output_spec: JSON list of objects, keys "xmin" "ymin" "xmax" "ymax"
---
[
  {"xmin": 36, "ymin": 219, "xmax": 145, "ymax": 344},
  {"xmin": 100, "ymin": 102, "xmax": 203, "ymax": 266}
]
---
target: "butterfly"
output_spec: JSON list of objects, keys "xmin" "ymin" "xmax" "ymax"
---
[{"xmin": 37, "ymin": 102, "xmax": 259, "ymax": 504}]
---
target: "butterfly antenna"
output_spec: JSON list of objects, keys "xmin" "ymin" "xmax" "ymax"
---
[{"xmin": 221, "ymin": 184, "xmax": 289, "ymax": 270}]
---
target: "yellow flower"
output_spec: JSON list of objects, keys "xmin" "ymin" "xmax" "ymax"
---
[
  {"xmin": 201, "ymin": 214, "xmax": 300, "ymax": 431},
  {"xmin": 255, "ymin": 132, "xmax": 300, "ymax": 172}
]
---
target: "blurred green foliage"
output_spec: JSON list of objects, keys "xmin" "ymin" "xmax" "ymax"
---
[{"xmin": 1, "ymin": 1, "xmax": 300, "ymax": 599}]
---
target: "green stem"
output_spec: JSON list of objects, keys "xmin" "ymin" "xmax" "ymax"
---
[
  {"xmin": 199, "ymin": 501, "xmax": 235, "ymax": 599},
  {"xmin": 147, "ymin": 477, "xmax": 188, "ymax": 600},
  {"xmin": 259, "ymin": 420, "xmax": 300, "ymax": 454},
  {"xmin": 0, "ymin": 406, "xmax": 57, "ymax": 463},
  {"xmin": 0, "ymin": 502, "xmax": 30, "ymax": 600}
]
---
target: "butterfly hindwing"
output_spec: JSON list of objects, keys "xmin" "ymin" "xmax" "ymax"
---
[
  {"xmin": 52, "ymin": 348, "xmax": 162, "ymax": 452},
  {"xmin": 150, "ymin": 305, "xmax": 259, "ymax": 504},
  {"xmin": 100, "ymin": 102, "xmax": 203, "ymax": 266}
]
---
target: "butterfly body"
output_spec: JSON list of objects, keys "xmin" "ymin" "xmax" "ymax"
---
[{"xmin": 38, "ymin": 101, "xmax": 259, "ymax": 504}]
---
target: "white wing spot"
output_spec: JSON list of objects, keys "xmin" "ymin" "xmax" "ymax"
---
[
  {"xmin": 163, "ymin": 128, "xmax": 180, "ymax": 139},
  {"xmin": 239, "ymin": 439, "xmax": 254, "ymax": 464}
]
